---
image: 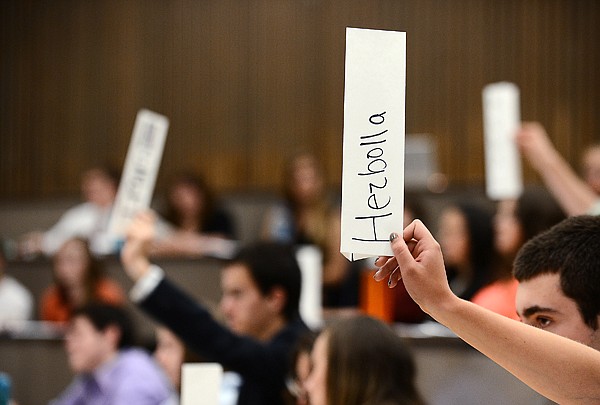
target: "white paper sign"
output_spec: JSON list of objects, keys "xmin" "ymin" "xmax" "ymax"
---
[
  {"xmin": 108, "ymin": 109, "xmax": 169, "ymax": 236},
  {"xmin": 180, "ymin": 363, "xmax": 223, "ymax": 405},
  {"xmin": 295, "ymin": 245, "xmax": 323, "ymax": 330},
  {"xmin": 483, "ymin": 82, "xmax": 523, "ymax": 200},
  {"xmin": 340, "ymin": 27, "xmax": 406, "ymax": 261}
]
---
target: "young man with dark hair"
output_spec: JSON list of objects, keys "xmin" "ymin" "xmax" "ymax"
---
[
  {"xmin": 513, "ymin": 215, "xmax": 600, "ymax": 349},
  {"xmin": 373, "ymin": 216, "xmax": 600, "ymax": 404},
  {"xmin": 50, "ymin": 303, "xmax": 173, "ymax": 405},
  {"xmin": 121, "ymin": 211, "xmax": 309, "ymax": 405}
]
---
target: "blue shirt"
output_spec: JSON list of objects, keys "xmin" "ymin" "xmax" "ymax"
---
[{"xmin": 49, "ymin": 348, "xmax": 173, "ymax": 405}]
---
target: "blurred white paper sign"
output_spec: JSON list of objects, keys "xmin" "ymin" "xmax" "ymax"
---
[
  {"xmin": 483, "ymin": 82, "xmax": 523, "ymax": 200},
  {"xmin": 340, "ymin": 27, "xmax": 406, "ymax": 261},
  {"xmin": 180, "ymin": 363, "xmax": 223, "ymax": 405},
  {"xmin": 108, "ymin": 109, "xmax": 169, "ymax": 236}
]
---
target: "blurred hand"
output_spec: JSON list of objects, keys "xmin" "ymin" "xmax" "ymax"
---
[
  {"xmin": 515, "ymin": 121, "xmax": 560, "ymax": 172},
  {"xmin": 120, "ymin": 211, "xmax": 155, "ymax": 282}
]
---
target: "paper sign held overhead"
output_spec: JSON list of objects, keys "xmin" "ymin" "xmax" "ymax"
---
[
  {"xmin": 340, "ymin": 27, "xmax": 406, "ymax": 261},
  {"xmin": 108, "ymin": 109, "xmax": 169, "ymax": 237},
  {"xmin": 483, "ymin": 82, "xmax": 523, "ymax": 200}
]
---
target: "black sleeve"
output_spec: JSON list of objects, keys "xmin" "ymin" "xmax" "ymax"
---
[{"xmin": 138, "ymin": 277, "xmax": 294, "ymax": 380}]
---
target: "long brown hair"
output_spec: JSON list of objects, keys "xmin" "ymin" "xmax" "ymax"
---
[
  {"xmin": 53, "ymin": 238, "xmax": 104, "ymax": 307},
  {"xmin": 325, "ymin": 315, "xmax": 425, "ymax": 405}
]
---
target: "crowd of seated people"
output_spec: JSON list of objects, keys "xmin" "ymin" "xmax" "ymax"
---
[{"xmin": 1, "ymin": 121, "xmax": 600, "ymax": 404}]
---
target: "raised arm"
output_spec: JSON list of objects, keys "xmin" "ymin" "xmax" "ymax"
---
[
  {"xmin": 374, "ymin": 220, "xmax": 600, "ymax": 404},
  {"xmin": 516, "ymin": 122, "xmax": 598, "ymax": 216}
]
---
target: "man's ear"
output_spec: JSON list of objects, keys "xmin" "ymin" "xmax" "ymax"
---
[
  {"xmin": 103, "ymin": 324, "xmax": 122, "ymax": 349},
  {"xmin": 267, "ymin": 286, "xmax": 287, "ymax": 315}
]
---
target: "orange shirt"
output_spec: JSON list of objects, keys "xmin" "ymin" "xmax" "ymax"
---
[
  {"xmin": 471, "ymin": 278, "xmax": 519, "ymax": 321},
  {"xmin": 40, "ymin": 278, "xmax": 126, "ymax": 323}
]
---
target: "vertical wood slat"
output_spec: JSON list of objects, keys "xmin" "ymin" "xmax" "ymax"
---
[{"xmin": 0, "ymin": 0, "xmax": 598, "ymax": 199}]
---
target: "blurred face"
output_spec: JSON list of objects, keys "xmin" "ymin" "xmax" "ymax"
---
[
  {"xmin": 65, "ymin": 316, "xmax": 114, "ymax": 373},
  {"xmin": 219, "ymin": 264, "xmax": 277, "ymax": 341},
  {"xmin": 304, "ymin": 333, "xmax": 328, "ymax": 405},
  {"xmin": 494, "ymin": 199, "xmax": 524, "ymax": 257},
  {"xmin": 81, "ymin": 170, "xmax": 116, "ymax": 207},
  {"xmin": 289, "ymin": 156, "xmax": 324, "ymax": 205},
  {"xmin": 291, "ymin": 350, "xmax": 312, "ymax": 405},
  {"xmin": 169, "ymin": 182, "xmax": 203, "ymax": 216},
  {"xmin": 438, "ymin": 207, "xmax": 469, "ymax": 268},
  {"xmin": 154, "ymin": 327, "xmax": 185, "ymax": 389},
  {"xmin": 582, "ymin": 146, "xmax": 600, "ymax": 195},
  {"xmin": 516, "ymin": 273, "xmax": 600, "ymax": 351},
  {"xmin": 54, "ymin": 239, "xmax": 90, "ymax": 288}
]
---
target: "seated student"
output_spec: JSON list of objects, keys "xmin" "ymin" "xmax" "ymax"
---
[
  {"xmin": 374, "ymin": 216, "xmax": 600, "ymax": 404},
  {"xmin": 304, "ymin": 315, "xmax": 425, "ymax": 405},
  {"xmin": 121, "ymin": 211, "xmax": 309, "ymax": 405},
  {"xmin": 19, "ymin": 166, "xmax": 122, "ymax": 258},
  {"xmin": 0, "ymin": 247, "xmax": 34, "ymax": 326},
  {"xmin": 49, "ymin": 303, "xmax": 173, "ymax": 405},
  {"xmin": 436, "ymin": 200, "xmax": 496, "ymax": 301},
  {"xmin": 40, "ymin": 237, "xmax": 126, "ymax": 323},
  {"xmin": 285, "ymin": 330, "xmax": 318, "ymax": 405},
  {"xmin": 261, "ymin": 152, "xmax": 360, "ymax": 311},
  {"xmin": 516, "ymin": 122, "xmax": 600, "ymax": 216},
  {"xmin": 153, "ymin": 326, "xmax": 203, "ymax": 404},
  {"xmin": 513, "ymin": 216, "xmax": 600, "ymax": 351},
  {"xmin": 150, "ymin": 171, "xmax": 237, "ymax": 258},
  {"xmin": 472, "ymin": 186, "xmax": 565, "ymax": 319}
]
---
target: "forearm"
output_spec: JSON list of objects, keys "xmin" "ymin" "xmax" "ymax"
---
[
  {"xmin": 532, "ymin": 147, "xmax": 597, "ymax": 216},
  {"xmin": 430, "ymin": 297, "xmax": 600, "ymax": 404}
]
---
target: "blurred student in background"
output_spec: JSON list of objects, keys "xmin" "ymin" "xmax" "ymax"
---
[
  {"xmin": 0, "ymin": 246, "xmax": 33, "ymax": 327},
  {"xmin": 50, "ymin": 303, "xmax": 173, "ymax": 405},
  {"xmin": 304, "ymin": 315, "xmax": 425, "ymax": 405},
  {"xmin": 285, "ymin": 330, "xmax": 317, "ymax": 405},
  {"xmin": 261, "ymin": 152, "xmax": 360, "ymax": 311},
  {"xmin": 153, "ymin": 326, "xmax": 203, "ymax": 403},
  {"xmin": 436, "ymin": 200, "xmax": 496, "ymax": 302},
  {"xmin": 40, "ymin": 237, "xmax": 125, "ymax": 323},
  {"xmin": 19, "ymin": 166, "xmax": 121, "ymax": 258},
  {"xmin": 516, "ymin": 122, "xmax": 600, "ymax": 216},
  {"xmin": 472, "ymin": 186, "xmax": 565, "ymax": 319},
  {"xmin": 581, "ymin": 143, "xmax": 600, "ymax": 195},
  {"xmin": 150, "ymin": 171, "xmax": 237, "ymax": 258}
]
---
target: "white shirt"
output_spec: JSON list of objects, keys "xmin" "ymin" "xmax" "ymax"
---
[
  {"xmin": 42, "ymin": 202, "xmax": 119, "ymax": 256},
  {"xmin": 0, "ymin": 275, "xmax": 34, "ymax": 326}
]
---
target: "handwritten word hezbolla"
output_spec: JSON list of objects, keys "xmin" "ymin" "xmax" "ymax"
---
[{"xmin": 352, "ymin": 111, "xmax": 392, "ymax": 243}]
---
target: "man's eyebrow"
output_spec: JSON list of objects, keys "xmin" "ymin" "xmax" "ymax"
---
[{"xmin": 522, "ymin": 305, "xmax": 560, "ymax": 318}]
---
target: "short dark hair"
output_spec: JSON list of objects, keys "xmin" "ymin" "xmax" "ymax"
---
[
  {"xmin": 232, "ymin": 242, "xmax": 302, "ymax": 321},
  {"xmin": 72, "ymin": 303, "xmax": 136, "ymax": 348},
  {"xmin": 513, "ymin": 215, "xmax": 600, "ymax": 330}
]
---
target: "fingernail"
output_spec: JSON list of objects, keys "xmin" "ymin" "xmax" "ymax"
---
[
  {"xmin": 373, "ymin": 268, "xmax": 383, "ymax": 280},
  {"xmin": 390, "ymin": 233, "xmax": 399, "ymax": 242},
  {"xmin": 387, "ymin": 277, "xmax": 392, "ymax": 287},
  {"xmin": 374, "ymin": 257, "xmax": 380, "ymax": 265}
]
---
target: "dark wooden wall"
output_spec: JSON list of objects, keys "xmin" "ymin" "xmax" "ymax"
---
[{"xmin": 1, "ymin": 0, "xmax": 599, "ymax": 199}]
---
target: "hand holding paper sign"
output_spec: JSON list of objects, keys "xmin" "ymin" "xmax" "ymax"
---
[{"xmin": 340, "ymin": 27, "xmax": 406, "ymax": 261}]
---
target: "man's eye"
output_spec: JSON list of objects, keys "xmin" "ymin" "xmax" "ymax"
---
[{"xmin": 536, "ymin": 317, "xmax": 552, "ymax": 328}]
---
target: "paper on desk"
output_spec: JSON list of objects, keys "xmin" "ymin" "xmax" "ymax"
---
[
  {"xmin": 483, "ymin": 82, "xmax": 523, "ymax": 200},
  {"xmin": 180, "ymin": 363, "xmax": 223, "ymax": 405},
  {"xmin": 108, "ymin": 109, "xmax": 169, "ymax": 236},
  {"xmin": 340, "ymin": 27, "xmax": 406, "ymax": 261}
]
